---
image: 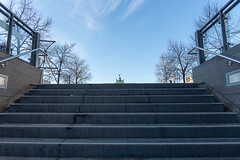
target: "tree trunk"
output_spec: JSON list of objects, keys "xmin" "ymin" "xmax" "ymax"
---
[
  {"xmin": 57, "ymin": 62, "xmax": 62, "ymax": 84},
  {"xmin": 182, "ymin": 72, "xmax": 186, "ymax": 83},
  {"xmin": 57, "ymin": 71, "xmax": 60, "ymax": 84}
]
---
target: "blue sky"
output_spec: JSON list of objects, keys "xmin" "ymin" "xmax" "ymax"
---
[{"xmin": 32, "ymin": 0, "xmax": 228, "ymax": 83}]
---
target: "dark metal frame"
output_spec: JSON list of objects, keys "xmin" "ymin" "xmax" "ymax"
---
[
  {"xmin": 195, "ymin": 0, "xmax": 240, "ymax": 65},
  {"xmin": 0, "ymin": 2, "xmax": 40, "ymax": 67}
]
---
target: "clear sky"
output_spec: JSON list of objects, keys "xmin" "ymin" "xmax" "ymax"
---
[{"xmin": 31, "ymin": 0, "xmax": 228, "ymax": 83}]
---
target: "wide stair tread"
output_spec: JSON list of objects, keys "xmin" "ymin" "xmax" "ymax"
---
[
  {"xmin": 7, "ymin": 103, "xmax": 224, "ymax": 113},
  {"xmin": 27, "ymin": 88, "xmax": 207, "ymax": 96},
  {"xmin": 36, "ymin": 83, "xmax": 201, "ymax": 89},
  {"xmin": 19, "ymin": 95, "xmax": 215, "ymax": 103},
  {"xmin": 0, "ymin": 157, "xmax": 239, "ymax": 160},
  {"xmin": 1, "ymin": 123, "xmax": 240, "ymax": 138},
  {"xmin": 0, "ymin": 138, "xmax": 240, "ymax": 157},
  {"xmin": 2, "ymin": 137, "xmax": 240, "ymax": 144},
  {"xmin": 0, "ymin": 112, "xmax": 237, "ymax": 124}
]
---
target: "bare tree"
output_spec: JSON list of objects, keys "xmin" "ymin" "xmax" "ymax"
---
[
  {"xmin": 63, "ymin": 56, "xmax": 92, "ymax": 84},
  {"xmin": 167, "ymin": 40, "xmax": 197, "ymax": 83},
  {"xmin": 45, "ymin": 43, "xmax": 75, "ymax": 84},
  {"xmin": 155, "ymin": 54, "xmax": 175, "ymax": 83}
]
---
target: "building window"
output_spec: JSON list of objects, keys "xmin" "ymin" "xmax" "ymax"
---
[
  {"xmin": 0, "ymin": 74, "xmax": 8, "ymax": 89},
  {"xmin": 226, "ymin": 69, "xmax": 240, "ymax": 86}
]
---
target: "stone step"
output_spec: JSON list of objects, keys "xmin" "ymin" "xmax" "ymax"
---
[
  {"xmin": 7, "ymin": 103, "xmax": 225, "ymax": 113},
  {"xmin": 2, "ymin": 137, "xmax": 240, "ymax": 143},
  {"xmin": 0, "ymin": 112, "xmax": 237, "ymax": 124},
  {"xmin": 1, "ymin": 124, "xmax": 240, "ymax": 138},
  {"xmin": 0, "ymin": 157, "xmax": 239, "ymax": 160},
  {"xmin": 0, "ymin": 138, "xmax": 240, "ymax": 158},
  {"xmin": 36, "ymin": 83, "xmax": 200, "ymax": 89},
  {"xmin": 27, "ymin": 88, "xmax": 207, "ymax": 96},
  {"xmin": 3, "ymin": 82, "xmax": 240, "ymax": 159},
  {"xmin": 19, "ymin": 95, "xmax": 215, "ymax": 103}
]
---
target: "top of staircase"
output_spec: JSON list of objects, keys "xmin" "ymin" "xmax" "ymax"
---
[{"xmin": 36, "ymin": 83, "xmax": 201, "ymax": 89}]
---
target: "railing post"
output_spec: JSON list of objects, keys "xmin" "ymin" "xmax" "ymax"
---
[
  {"xmin": 31, "ymin": 32, "xmax": 40, "ymax": 67},
  {"xmin": 195, "ymin": 30, "xmax": 205, "ymax": 65},
  {"xmin": 6, "ymin": 14, "xmax": 13, "ymax": 54},
  {"xmin": 220, "ymin": 12, "xmax": 229, "ymax": 52}
]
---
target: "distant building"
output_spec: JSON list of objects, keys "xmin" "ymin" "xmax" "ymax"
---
[
  {"xmin": 186, "ymin": 74, "xmax": 193, "ymax": 83},
  {"xmin": 116, "ymin": 74, "xmax": 124, "ymax": 83}
]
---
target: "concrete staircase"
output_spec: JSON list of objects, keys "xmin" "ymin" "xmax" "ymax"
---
[{"xmin": 1, "ymin": 83, "xmax": 240, "ymax": 159}]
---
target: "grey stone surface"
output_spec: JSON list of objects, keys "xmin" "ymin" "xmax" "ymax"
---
[
  {"xmin": 7, "ymin": 103, "xmax": 224, "ymax": 113},
  {"xmin": 36, "ymin": 83, "xmax": 200, "ymax": 89},
  {"xmin": 0, "ymin": 157, "xmax": 240, "ymax": 160},
  {"xmin": 27, "ymin": 88, "xmax": 207, "ymax": 96},
  {"xmin": 1, "ymin": 124, "xmax": 240, "ymax": 138},
  {"xmin": 1, "ymin": 83, "xmax": 240, "ymax": 158},
  {"xmin": 0, "ymin": 51, "xmax": 42, "ymax": 112},
  {"xmin": 0, "ymin": 112, "xmax": 238, "ymax": 124},
  {"xmin": 193, "ymin": 44, "xmax": 240, "ymax": 112},
  {"xmin": 19, "ymin": 95, "xmax": 215, "ymax": 103},
  {"xmin": 0, "ymin": 142, "xmax": 240, "ymax": 158}
]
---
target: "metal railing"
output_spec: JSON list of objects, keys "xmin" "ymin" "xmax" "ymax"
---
[
  {"xmin": 188, "ymin": 46, "xmax": 240, "ymax": 64},
  {"xmin": 195, "ymin": 0, "xmax": 240, "ymax": 65},
  {"xmin": 0, "ymin": 2, "xmax": 40, "ymax": 66},
  {"xmin": 0, "ymin": 47, "xmax": 57, "ymax": 76},
  {"xmin": 0, "ymin": 48, "xmax": 59, "ymax": 84}
]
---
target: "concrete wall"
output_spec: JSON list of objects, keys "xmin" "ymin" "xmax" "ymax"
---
[
  {"xmin": 193, "ymin": 44, "xmax": 240, "ymax": 113},
  {"xmin": 0, "ymin": 51, "xmax": 42, "ymax": 112}
]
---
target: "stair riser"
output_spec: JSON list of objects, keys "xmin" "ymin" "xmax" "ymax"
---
[
  {"xmin": 1, "ymin": 127, "xmax": 240, "ymax": 138},
  {"xmin": 28, "ymin": 89, "xmax": 206, "ymax": 96},
  {"xmin": 0, "ymin": 114, "xmax": 237, "ymax": 124},
  {"xmin": 0, "ymin": 143, "xmax": 240, "ymax": 158},
  {"xmin": 19, "ymin": 96, "xmax": 215, "ymax": 103},
  {"xmin": 7, "ymin": 104, "xmax": 225, "ymax": 113},
  {"xmin": 0, "ymin": 158, "xmax": 240, "ymax": 160},
  {"xmin": 36, "ymin": 84, "xmax": 200, "ymax": 89}
]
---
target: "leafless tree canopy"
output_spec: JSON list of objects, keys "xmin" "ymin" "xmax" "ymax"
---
[
  {"xmin": 45, "ymin": 43, "xmax": 75, "ymax": 84},
  {"xmin": 155, "ymin": 54, "xmax": 175, "ymax": 83},
  {"xmin": 155, "ymin": 40, "xmax": 197, "ymax": 83},
  {"xmin": 167, "ymin": 40, "xmax": 197, "ymax": 83},
  {"xmin": 44, "ymin": 43, "xmax": 92, "ymax": 84},
  {"xmin": 63, "ymin": 56, "xmax": 92, "ymax": 84}
]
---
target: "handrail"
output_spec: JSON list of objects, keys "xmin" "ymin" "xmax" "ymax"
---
[
  {"xmin": 187, "ymin": 46, "xmax": 240, "ymax": 64},
  {"xmin": 0, "ymin": 48, "xmax": 44, "ymax": 64}
]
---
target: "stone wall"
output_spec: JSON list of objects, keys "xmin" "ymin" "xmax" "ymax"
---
[
  {"xmin": 193, "ymin": 44, "xmax": 240, "ymax": 113},
  {"xmin": 0, "ymin": 51, "xmax": 42, "ymax": 112}
]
